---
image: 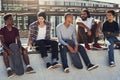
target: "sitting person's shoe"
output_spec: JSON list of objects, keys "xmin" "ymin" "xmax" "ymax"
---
[
  {"xmin": 64, "ymin": 67, "xmax": 70, "ymax": 73},
  {"xmin": 7, "ymin": 69, "xmax": 14, "ymax": 78},
  {"xmin": 87, "ymin": 64, "xmax": 98, "ymax": 71},
  {"xmin": 52, "ymin": 62, "xmax": 61, "ymax": 69},
  {"xmin": 109, "ymin": 61, "xmax": 116, "ymax": 67},
  {"xmin": 26, "ymin": 66, "xmax": 35, "ymax": 73},
  {"xmin": 46, "ymin": 63, "xmax": 53, "ymax": 69},
  {"xmin": 85, "ymin": 44, "xmax": 91, "ymax": 50},
  {"xmin": 93, "ymin": 43, "xmax": 102, "ymax": 49}
]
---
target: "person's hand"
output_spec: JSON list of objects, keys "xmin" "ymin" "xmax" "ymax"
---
[
  {"xmin": 87, "ymin": 30, "xmax": 92, "ymax": 36},
  {"xmin": 26, "ymin": 45, "xmax": 30, "ymax": 50},
  {"xmin": 107, "ymin": 32, "xmax": 110, "ymax": 34},
  {"xmin": 7, "ymin": 49, "xmax": 12, "ymax": 55},
  {"xmin": 19, "ymin": 48, "xmax": 23, "ymax": 54},
  {"xmin": 74, "ymin": 45, "xmax": 78, "ymax": 53},
  {"xmin": 67, "ymin": 45, "xmax": 75, "ymax": 53}
]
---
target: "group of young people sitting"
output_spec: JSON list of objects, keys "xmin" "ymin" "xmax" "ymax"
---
[{"xmin": 0, "ymin": 9, "xmax": 120, "ymax": 77}]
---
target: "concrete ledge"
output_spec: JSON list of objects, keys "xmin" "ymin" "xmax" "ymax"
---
[{"xmin": 0, "ymin": 50, "xmax": 120, "ymax": 80}]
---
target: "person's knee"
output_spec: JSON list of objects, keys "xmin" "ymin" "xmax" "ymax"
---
[
  {"xmin": 78, "ymin": 45, "xmax": 85, "ymax": 50},
  {"xmin": 2, "ymin": 51, "xmax": 8, "ymax": 57},
  {"xmin": 52, "ymin": 41, "xmax": 58, "ymax": 46},
  {"xmin": 22, "ymin": 49, "xmax": 28, "ymax": 55}
]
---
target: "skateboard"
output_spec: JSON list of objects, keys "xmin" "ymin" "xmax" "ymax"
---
[{"xmin": 9, "ymin": 43, "xmax": 24, "ymax": 75}]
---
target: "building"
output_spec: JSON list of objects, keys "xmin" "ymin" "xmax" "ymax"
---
[{"xmin": 0, "ymin": 0, "xmax": 120, "ymax": 37}]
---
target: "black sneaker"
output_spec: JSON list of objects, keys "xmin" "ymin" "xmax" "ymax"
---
[
  {"xmin": 109, "ymin": 61, "xmax": 115, "ymax": 67},
  {"xmin": 7, "ymin": 70, "xmax": 14, "ymax": 78},
  {"xmin": 46, "ymin": 63, "xmax": 53, "ymax": 69},
  {"xmin": 87, "ymin": 64, "xmax": 98, "ymax": 71},
  {"xmin": 52, "ymin": 62, "xmax": 61, "ymax": 69},
  {"xmin": 26, "ymin": 66, "xmax": 36, "ymax": 74}
]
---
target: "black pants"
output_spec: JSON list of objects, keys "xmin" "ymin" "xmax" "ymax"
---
[{"xmin": 34, "ymin": 40, "xmax": 59, "ymax": 60}]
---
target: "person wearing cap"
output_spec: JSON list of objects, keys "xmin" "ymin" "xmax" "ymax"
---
[
  {"xmin": 56, "ymin": 13, "xmax": 98, "ymax": 73},
  {"xmin": 27, "ymin": 11, "xmax": 61, "ymax": 69},
  {"xmin": 0, "ymin": 14, "xmax": 34, "ymax": 77}
]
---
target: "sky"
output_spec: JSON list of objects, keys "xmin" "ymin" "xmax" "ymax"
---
[{"xmin": 95, "ymin": 0, "xmax": 120, "ymax": 4}]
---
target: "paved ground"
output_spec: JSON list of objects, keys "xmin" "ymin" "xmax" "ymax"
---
[{"xmin": 0, "ymin": 38, "xmax": 120, "ymax": 80}]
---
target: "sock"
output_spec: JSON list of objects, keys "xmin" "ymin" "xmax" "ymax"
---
[
  {"xmin": 43, "ymin": 56, "xmax": 51, "ymax": 64},
  {"xmin": 26, "ymin": 64, "xmax": 31, "ymax": 68},
  {"xmin": 53, "ymin": 58, "xmax": 57, "ymax": 63},
  {"xmin": 7, "ymin": 67, "xmax": 11, "ymax": 71}
]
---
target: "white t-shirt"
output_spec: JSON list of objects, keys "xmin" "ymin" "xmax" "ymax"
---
[
  {"xmin": 76, "ymin": 17, "xmax": 94, "ymax": 32},
  {"xmin": 36, "ymin": 25, "xmax": 46, "ymax": 40}
]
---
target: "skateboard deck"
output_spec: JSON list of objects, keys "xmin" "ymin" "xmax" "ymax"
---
[{"xmin": 9, "ymin": 43, "xmax": 24, "ymax": 75}]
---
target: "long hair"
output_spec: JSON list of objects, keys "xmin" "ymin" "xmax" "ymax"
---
[{"xmin": 82, "ymin": 10, "xmax": 91, "ymax": 18}]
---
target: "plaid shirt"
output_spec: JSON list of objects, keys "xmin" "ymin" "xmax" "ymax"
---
[{"xmin": 29, "ymin": 21, "xmax": 51, "ymax": 44}]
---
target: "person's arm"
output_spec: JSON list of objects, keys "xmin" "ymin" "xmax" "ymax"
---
[
  {"xmin": 0, "ymin": 35, "xmax": 9, "ymax": 51},
  {"xmin": 27, "ymin": 24, "xmax": 34, "ymax": 49},
  {"xmin": 76, "ymin": 18, "xmax": 90, "ymax": 31},
  {"xmin": 72, "ymin": 28, "xmax": 78, "ymax": 53},
  {"xmin": 56, "ymin": 25, "xmax": 75, "ymax": 53},
  {"xmin": 72, "ymin": 28, "xmax": 78, "ymax": 46},
  {"xmin": 103, "ymin": 22, "xmax": 119, "ymax": 37},
  {"xmin": 56, "ymin": 27, "xmax": 68, "ymax": 46}
]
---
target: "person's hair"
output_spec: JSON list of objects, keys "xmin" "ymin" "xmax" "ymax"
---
[
  {"xmin": 107, "ymin": 10, "xmax": 116, "ymax": 16},
  {"xmin": 37, "ymin": 11, "xmax": 46, "ymax": 20},
  {"xmin": 3, "ymin": 14, "xmax": 12, "ymax": 21},
  {"xmin": 64, "ymin": 13, "xmax": 73, "ymax": 20},
  {"xmin": 82, "ymin": 10, "xmax": 91, "ymax": 18}
]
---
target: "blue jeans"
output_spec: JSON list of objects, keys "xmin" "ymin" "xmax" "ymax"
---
[
  {"xmin": 106, "ymin": 37, "xmax": 120, "ymax": 64},
  {"xmin": 59, "ymin": 40, "xmax": 91, "ymax": 69}
]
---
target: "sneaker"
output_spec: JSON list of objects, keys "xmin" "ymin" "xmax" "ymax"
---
[
  {"xmin": 109, "ymin": 61, "xmax": 116, "ymax": 67},
  {"xmin": 87, "ymin": 64, "xmax": 98, "ymax": 71},
  {"xmin": 64, "ymin": 67, "xmax": 70, "ymax": 73},
  {"xmin": 52, "ymin": 62, "xmax": 61, "ymax": 69},
  {"xmin": 26, "ymin": 66, "xmax": 35, "ymax": 74},
  {"xmin": 93, "ymin": 43, "xmax": 102, "ymax": 49},
  {"xmin": 46, "ymin": 63, "xmax": 53, "ymax": 69},
  {"xmin": 85, "ymin": 44, "xmax": 91, "ymax": 50},
  {"xmin": 7, "ymin": 70, "xmax": 14, "ymax": 78}
]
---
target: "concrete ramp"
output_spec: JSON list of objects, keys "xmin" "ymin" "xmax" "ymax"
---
[{"xmin": 0, "ymin": 50, "xmax": 120, "ymax": 80}]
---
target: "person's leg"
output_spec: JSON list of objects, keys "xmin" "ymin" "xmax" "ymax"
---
[
  {"xmin": 45, "ymin": 40, "xmax": 61, "ymax": 68},
  {"xmin": 21, "ymin": 47, "xmax": 35, "ymax": 73},
  {"xmin": 66, "ymin": 40, "xmax": 83, "ymax": 69},
  {"xmin": 77, "ymin": 27, "xmax": 90, "ymax": 50},
  {"xmin": 35, "ymin": 40, "xmax": 48, "ymax": 58},
  {"xmin": 59, "ymin": 44, "xmax": 69, "ymax": 73},
  {"xmin": 107, "ymin": 37, "xmax": 115, "ymax": 66},
  {"xmin": 35, "ymin": 40, "xmax": 52, "ymax": 69},
  {"xmin": 78, "ymin": 45, "xmax": 98, "ymax": 70},
  {"xmin": 114, "ymin": 37, "xmax": 120, "ymax": 48},
  {"xmin": 45, "ymin": 40, "xmax": 58, "ymax": 61},
  {"xmin": 92, "ymin": 22, "xmax": 102, "ymax": 48},
  {"xmin": 2, "ymin": 51, "xmax": 14, "ymax": 77}
]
